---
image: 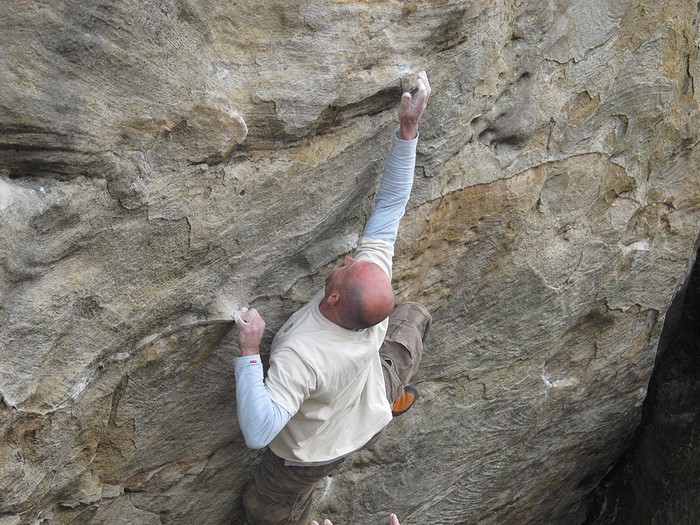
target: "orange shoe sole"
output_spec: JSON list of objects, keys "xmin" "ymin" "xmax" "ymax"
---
[{"xmin": 391, "ymin": 386, "xmax": 419, "ymax": 417}]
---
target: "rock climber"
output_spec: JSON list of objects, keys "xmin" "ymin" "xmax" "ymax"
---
[{"xmin": 233, "ymin": 71, "xmax": 432, "ymax": 525}]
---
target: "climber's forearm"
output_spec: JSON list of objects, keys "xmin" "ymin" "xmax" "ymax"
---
[
  {"xmin": 362, "ymin": 130, "xmax": 418, "ymax": 243},
  {"xmin": 234, "ymin": 356, "xmax": 291, "ymax": 449}
]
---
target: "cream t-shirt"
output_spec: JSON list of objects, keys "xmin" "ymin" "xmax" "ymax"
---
[{"xmin": 265, "ymin": 237, "xmax": 394, "ymax": 463}]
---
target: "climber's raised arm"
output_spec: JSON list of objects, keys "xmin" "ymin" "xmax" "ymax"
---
[{"xmin": 363, "ymin": 71, "xmax": 430, "ymax": 244}]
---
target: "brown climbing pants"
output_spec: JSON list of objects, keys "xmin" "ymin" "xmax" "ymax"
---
[{"xmin": 241, "ymin": 302, "xmax": 431, "ymax": 525}]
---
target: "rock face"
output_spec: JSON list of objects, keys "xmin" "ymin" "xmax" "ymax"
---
[{"xmin": 1, "ymin": 1, "xmax": 699, "ymax": 524}]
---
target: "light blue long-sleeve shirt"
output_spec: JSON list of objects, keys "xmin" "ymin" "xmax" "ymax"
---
[{"xmin": 234, "ymin": 130, "xmax": 419, "ymax": 451}]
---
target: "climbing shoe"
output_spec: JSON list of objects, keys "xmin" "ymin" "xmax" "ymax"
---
[{"xmin": 391, "ymin": 385, "xmax": 419, "ymax": 417}]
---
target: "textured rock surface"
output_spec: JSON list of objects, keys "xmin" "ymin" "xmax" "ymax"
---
[{"xmin": 1, "ymin": 1, "xmax": 699, "ymax": 524}]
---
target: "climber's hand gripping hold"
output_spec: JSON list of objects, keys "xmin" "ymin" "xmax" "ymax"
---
[{"xmin": 234, "ymin": 306, "xmax": 265, "ymax": 357}]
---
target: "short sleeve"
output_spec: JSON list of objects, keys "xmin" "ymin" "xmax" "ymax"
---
[
  {"xmin": 265, "ymin": 347, "xmax": 317, "ymax": 416},
  {"xmin": 354, "ymin": 236, "xmax": 394, "ymax": 279}
]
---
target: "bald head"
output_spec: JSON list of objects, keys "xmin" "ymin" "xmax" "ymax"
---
[
  {"xmin": 340, "ymin": 261, "xmax": 395, "ymax": 329},
  {"xmin": 320, "ymin": 257, "xmax": 395, "ymax": 330}
]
